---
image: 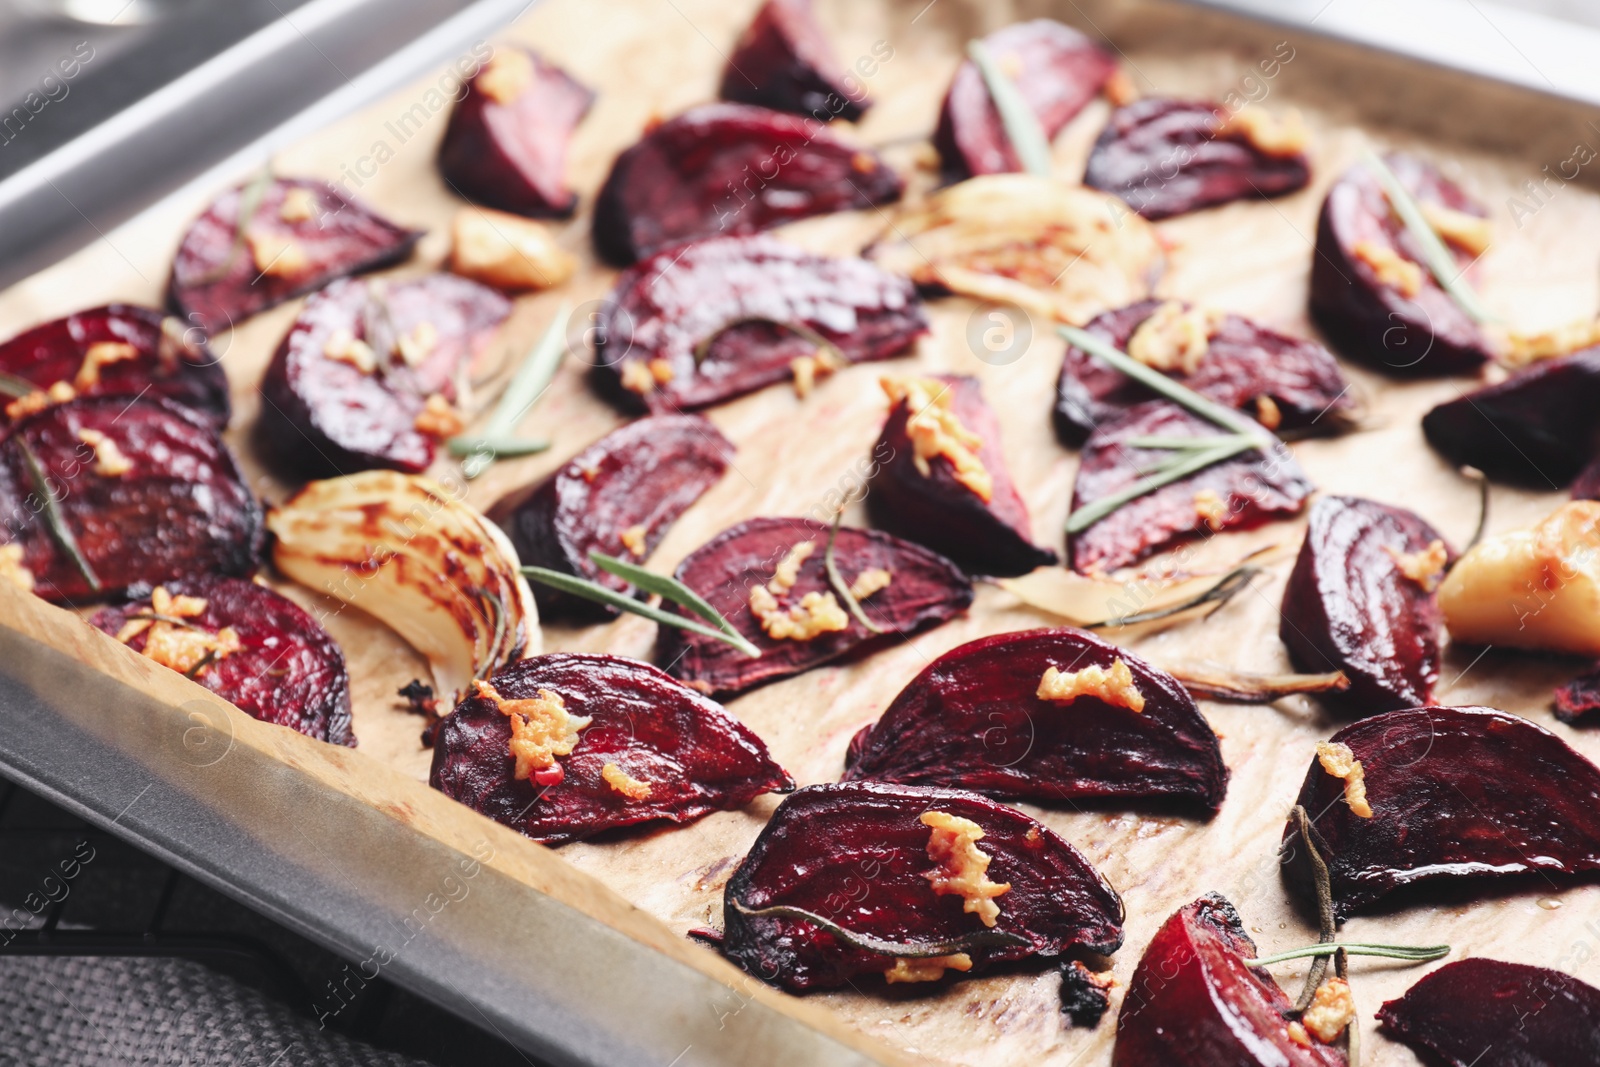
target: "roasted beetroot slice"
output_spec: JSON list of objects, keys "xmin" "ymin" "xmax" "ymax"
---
[
  {"xmin": 934, "ymin": 19, "xmax": 1116, "ymax": 180},
  {"xmin": 591, "ymin": 104, "xmax": 902, "ymax": 265},
  {"xmin": 489, "ymin": 415, "xmax": 732, "ymax": 622},
  {"xmin": 1083, "ymin": 98, "xmax": 1310, "ymax": 221},
  {"xmin": 1281, "ymin": 706, "xmax": 1600, "ymax": 921},
  {"xmin": 720, "ymin": 781, "xmax": 1124, "ymax": 992},
  {"xmin": 1054, "ymin": 299, "xmax": 1352, "ymax": 447},
  {"xmin": 592, "ymin": 235, "xmax": 926, "ymax": 413},
  {"xmin": 429, "ymin": 653, "xmax": 792, "ymax": 846},
  {"xmin": 1310, "ymin": 154, "xmax": 1492, "ymax": 377},
  {"xmin": 1555, "ymin": 663, "xmax": 1600, "ymax": 724},
  {"xmin": 720, "ymin": 0, "xmax": 868, "ymax": 122},
  {"xmin": 1377, "ymin": 957, "xmax": 1600, "ymax": 1066},
  {"xmin": 169, "ymin": 177, "xmax": 423, "ymax": 333},
  {"xmin": 0, "ymin": 396, "xmax": 261, "ymax": 604},
  {"xmin": 91, "ymin": 577, "xmax": 352, "ymax": 746},
  {"xmin": 1067, "ymin": 401, "xmax": 1313, "ymax": 575},
  {"xmin": 1280, "ymin": 496, "xmax": 1454, "ymax": 717},
  {"xmin": 843, "ymin": 628, "xmax": 1227, "ymax": 812},
  {"xmin": 1113, "ymin": 893, "xmax": 1346, "ymax": 1067},
  {"xmin": 0, "ymin": 305, "xmax": 229, "ymax": 430},
  {"xmin": 438, "ymin": 47, "xmax": 595, "ymax": 217},
  {"xmin": 1573, "ymin": 454, "xmax": 1600, "ymax": 500},
  {"xmin": 257, "ymin": 274, "xmax": 511, "ymax": 478},
  {"xmin": 868, "ymin": 375, "xmax": 1056, "ymax": 576},
  {"xmin": 659, "ymin": 516, "xmax": 972, "ymax": 697}
]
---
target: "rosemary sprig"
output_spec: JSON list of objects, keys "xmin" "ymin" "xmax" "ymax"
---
[
  {"xmin": 730, "ymin": 899, "xmax": 1028, "ymax": 958},
  {"xmin": 17, "ymin": 438, "xmax": 99, "ymax": 592},
  {"xmin": 1065, "ymin": 434, "xmax": 1257, "ymax": 534},
  {"xmin": 457, "ymin": 303, "xmax": 569, "ymax": 479},
  {"xmin": 0, "ymin": 370, "xmax": 36, "ymax": 400},
  {"xmin": 446, "ymin": 436, "xmax": 551, "ymax": 460},
  {"xmin": 968, "ymin": 40, "xmax": 1052, "ymax": 178},
  {"xmin": 1290, "ymin": 804, "xmax": 1338, "ymax": 1011},
  {"xmin": 1164, "ymin": 666, "xmax": 1350, "ymax": 704},
  {"xmin": 1243, "ymin": 942, "xmax": 1450, "ymax": 968},
  {"xmin": 586, "ymin": 549, "xmax": 754, "ymax": 649},
  {"xmin": 195, "ymin": 164, "xmax": 274, "ymax": 286},
  {"xmin": 692, "ymin": 316, "xmax": 843, "ymax": 366},
  {"xmin": 521, "ymin": 563, "xmax": 761, "ymax": 658},
  {"xmin": 1090, "ymin": 561, "xmax": 1261, "ymax": 629},
  {"xmin": 824, "ymin": 510, "xmax": 884, "ymax": 635},
  {"xmin": 1462, "ymin": 465, "xmax": 1489, "ymax": 553},
  {"xmin": 1364, "ymin": 150, "xmax": 1497, "ymax": 325}
]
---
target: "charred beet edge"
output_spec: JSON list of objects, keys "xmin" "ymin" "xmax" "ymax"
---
[
  {"xmin": 720, "ymin": 0, "xmax": 870, "ymax": 122},
  {"xmin": 0, "ymin": 396, "xmax": 261, "ymax": 604},
  {"xmin": 257, "ymin": 274, "xmax": 511, "ymax": 478},
  {"xmin": 1310, "ymin": 153, "xmax": 1492, "ymax": 377},
  {"xmin": 1281, "ymin": 706, "xmax": 1600, "ymax": 921},
  {"xmin": 844, "ymin": 627, "xmax": 1228, "ymax": 812},
  {"xmin": 1084, "ymin": 98, "xmax": 1311, "ymax": 220},
  {"xmin": 1280, "ymin": 496, "xmax": 1454, "ymax": 716},
  {"xmin": 591, "ymin": 104, "xmax": 902, "ymax": 265},
  {"xmin": 0, "ymin": 305, "xmax": 229, "ymax": 430},
  {"xmin": 1068, "ymin": 400, "xmax": 1313, "ymax": 575},
  {"xmin": 490, "ymin": 415, "xmax": 732, "ymax": 622},
  {"xmin": 658, "ymin": 516, "xmax": 972, "ymax": 697},
  {"xmin": 719, "ymin": 781, "xmax": 1124, "ymax": 992},
  {"xmin": 1555, "ymin": 663, "xmax": 1600, "ymax": 725},
  {"xmin": 1113, "ymin": 893, "xmax": 1346, "ymax": 1066},
  {"xmin": 591, "ymin": 235, "xmax": 927, "ymax": 413},
  {"xmin": 437, "ymin": 46, "xmax": 594, "ymax": 217},
  {"xmin": 1377, "ymin": 957, "xmax": 1600, "ymax": 1066},
  {"xmin": 429, "ymin": 653, "xmax": 792, "ymax": 846},
  {"xmin": 934, "ymin": 19, "xmax": 1116, "ymax": 180},
  {"xmin": 92, "ymin": 577, "xmax": 354, "ymax": 746},
  {"xmin": 169, "ymin": 177, "xmax": 423, "ymax": 333}
]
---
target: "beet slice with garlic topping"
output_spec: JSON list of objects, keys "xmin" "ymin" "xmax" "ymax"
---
[
  {"xmin": 91, "ymin": 576, "xmax": 353, "ymax": 746},
  {"xmin": 844, "ymin": 628, "xmax": 1227, "ymax": 812},
  {"xmin": 720, "ymin": 0, "xmax": 869, "ymax": 122},
  {"xmin": 719, "ymin": 780, "xmax": 1124, "ymax": 992},
  {"xmin": 489, "ymin": 414, "xmax": 732, "ymax": 622},
  {"xmin": 429, "ymin": 653, "xmax": 793, "ymax": 846},
  {"xmin": 169, "ymin": 177, "xmax": 423, "ymax": 333}
]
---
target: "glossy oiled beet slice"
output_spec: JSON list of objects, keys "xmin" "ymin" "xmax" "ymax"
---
[
  {"xmin": 1054, "ymin": 299, "xmax": 1352, "ymax": 446},
  {"xmin": 1280, "ymin": 496, "xmax": 1454, "ymax": 717},
  {"xmin": 1084, "ymin": 98, "xmax": 1311, "ymax": 220},
  {"xmin": 1114, "ymin": 893, "xmax": 1346, "ymax": 1066},
  {"xmin": 1378, "ymin": 958, "xmax": 1600, "ymax": 1066},
  {"xmin": 490, "ymin": 415, "xmax": 732, "ymax": 622},
  {"xmin": 429, "ymin": 653, "xmax": 792, "ymax": 846},
  {"xmin": 257, "ymin": 274, "xmax": 511, "ymax": 478},
  {"xmin": 659, "ymin": 516, "xmax": 972, "ymax": 696},
  {"xmin": 934, "ymin": 20, "xmax": 1116, "ymax": 180},
  {"xmin": 91, "ymin": 577, "xmax": 353, "ymax": 746},
  {"xmin": 720, "ymin": 0, "xmax": 868, "ymax": 122},
  {"xmin": 592, "ymin": 235, "xmax": 926, "ymax": 413},
  {"xmin": 0, "ymin": 305, "xmax": 229, "ymax": 430},
  {"xmin": 170, "ymin": 177, "xmax": 423, "ymax": 333},
  {"xmin": 0, "ymin": 396, "xmax": 261, "ymax": 604},
  {"xmin": 1310, "ymin": 154, "xmax": 1492, "ymax": 377},
  {"xmin": 1281, "ymin": 706, "xmax": 1600, "ymax": 921},
  {"xmin": 843, "ymin": 628, "xmax": 1227, "ymax": 812},
  {"xmin": 868, "ymin": 375, "xmax": 1056, "ymax": 576},
  {"xmin": 720, "ymin": 781, "xmax": 1124, "ymax": 992},
  {"xmin": 591, "ymin": 104, "xmax": 902, "ymax": 265},
  {"xmin": 437, "ymin": 47, "xmax": 594, "ymax": 217},
  {"xmin": 1067, "ymin": 401, "xmax": 1313, "ymax": 575}
]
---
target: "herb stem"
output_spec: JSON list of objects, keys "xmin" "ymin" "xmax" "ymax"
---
[
  {"xmin": 1065, "ymin": 436, "xmax": 1256, "ymax": 534},
  {"xmin": 0, "ymin": 370, "xmax": 36, "ymax": 400},
  {"xmin": 17, "ymin": 438, "xmax": 99, "ymax": 592},
  {"xmin": 446, "ymin": 436, "xmax": 551, "ymax": 460},
  {"xmin": 968, "ymin": 40, "xmax": 1052, "ymax": 178},
  {"xmin": 729, "ymin": 899, "xmax": 1028, "ymax": 959},
  {"xmin": 824, "ymin": 510, "xmax": 884, "ymax": 635},
  {"xmin": 1364, "ymin": 150, "xmax": 1497, "ymax": 325},
  {"xmin": 458, "ymin": 303, "xmax": 569, "ymax": 479},
  {"xmin": 521, "ymin": 563, "xmax": 761, "ymax": 658},
  {"xmin": 1243, "ymin": 943, "xmax": 1450, "ymax": 968}
]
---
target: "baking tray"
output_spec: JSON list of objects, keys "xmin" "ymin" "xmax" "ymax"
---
[{"xmin": 4, "ymin": 1, "xmax": 1600, "ymax": 1064}]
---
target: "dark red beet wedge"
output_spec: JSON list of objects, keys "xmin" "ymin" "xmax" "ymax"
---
[
  {"xmin": 489, "ymin": 414, "xmax": 732, "ymax": 622},
  {"xmin": 1281, "ymin": 706, "xmax": 1600, "ymax": 921},
  {"xmin": 658, "ymin": 516, "xmax": 973, "ymax": 697},
  {"xmin": 0, "ymin": 305, "xmax": 229, "ymax": 430},
  {"xmin": 170, "ymin": 177, "xmax": 423, "ymax": 333},
  {"xmin": 1113, "ymin": 893, "xmax": 1347, "ymax": 1066},
  {"xmin": 1378, "ymin": 958, "xmax": 1600, "ymax": 1067},
  {"xmin": 591, "ymin": 235, "xmax": 927, "ymax": 413},
  {"xmin": 1555, "ymin": 663, "xmax": 1600, "ymax": 725},
  {"xmin": 0, "ymin": 396, "xmax": 261, "ymax": 604},
  {"xmin": 1067, "ymin": 401, "xmax": 1313, "ymax": 575},
  {"xmin": 719, "ymin": 781, "xmax": 1124, "ymax": 992},
  {"xmin": 1083, "ymin": 98, "xmax": 1311, "ymax": 220},
  {"xmin": 1572, "ymin": 453, "xmax": 1600, "ymax": 500},
  {"xmin": 591, "ymin": 104, "xmax": 902, "ymax": 265},
  {"xmin": 934, "ymin": 19, "xmax": 1116, "ymax": 181},
  {"xmin": 720, "ymin": 0, "xmax": 869, "ymax": 122},
  {"xmin": 257, "ymin": 274, "xmax": 511, "ymax": 478},
  {"xmin": 1054, "ymin": 299, "xmax": 1351, "ymax": 447},
  {"xmin": 1280, "ymin": 496, "xmax": 1454, "ymax": 717},
  {"xmin": 437, "ymin": 47, "xmax": 595, "ymax": 217},
  {"xmin": 91, "ymin": 577, "xmax": 353, "ymax": 746},
  {"xmin": 429, "ymin": 653, "xmax": 793, "ymax": 846},
  {"xmin": 843, "ymin": 627, "xmax": 1228, "ymax": 813},
  {"xmin": 1310, "ymin": 154, "xmax": 1493, "ymax": 377},
  {"xmin": 868, "ymin": 375, "xmax": 1057, "ymax": 576}
]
